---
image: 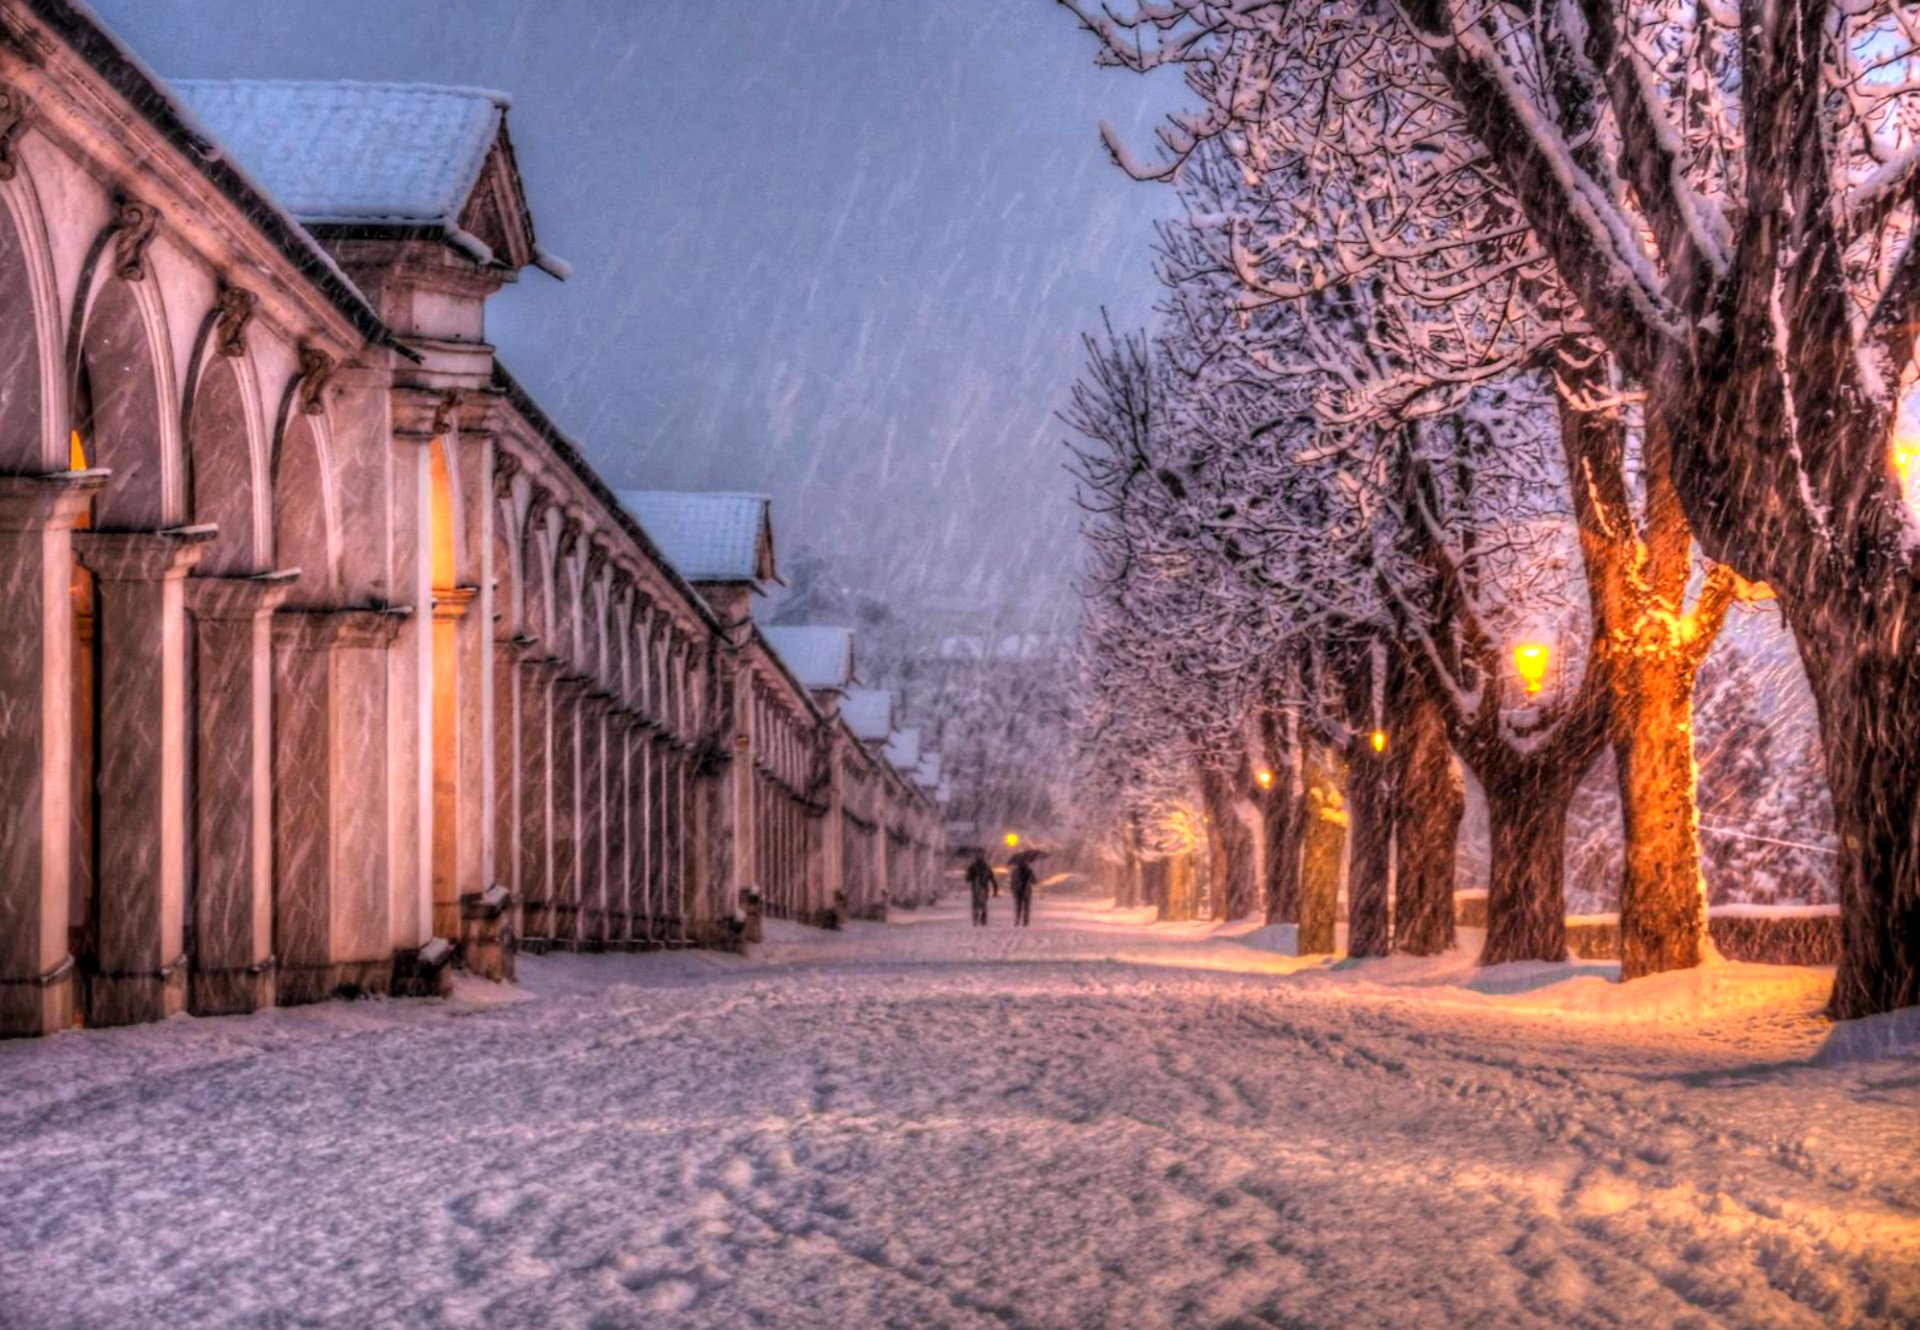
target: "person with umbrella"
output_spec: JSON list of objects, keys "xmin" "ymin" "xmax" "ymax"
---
[
  {"xmin": 964, "ymin": 850, "xmax": 995, "ymax": 927},
  {"xmin": 1007, "ymin": 848, "xmax": 1045, "ymax": 928}
]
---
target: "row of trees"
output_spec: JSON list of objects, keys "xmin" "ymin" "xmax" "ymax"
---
[{"xmin": 1060, "ymin": 0, "xmax": 1920, "ymax": 1017}]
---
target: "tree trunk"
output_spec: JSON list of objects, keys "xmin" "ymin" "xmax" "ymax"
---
[
  {"xmin": 1392, "ymin": 665, "xmax": 1462, "ymax": 955},
  {"xmin": 1613, "ymin": 649, "xmax": 1713, "ymax": 978},
  {"xmin": 1792, "ymin": 617, "xmax": 1920, "ymax": 1019},
  {"xmin": 1197, "ymin": 764, "xmax": 1258, "ymax": 920},
  {"xmin": 1143, "ymin": 856, "xmax": 1168, "ymax": 918},
  {"xmin": 1298, "ymin": 743, "xmax": 1346, "ymax": 954},
  {"xmin": 1481, "ymin": 764, "xmax": 1575, "ymax": 964},
  {"xmin": 1260, "ymin": 707, "xmax": 1303, "ymax": 924},
  {"xmin": 1345, "ymin": 737, "xmax": 1393, "ymax": 957}
]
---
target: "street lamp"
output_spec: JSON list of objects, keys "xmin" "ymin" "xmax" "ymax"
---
[
  {"xmin": 1003, "ymin": 831, "xmax": 1019, "ymax": 849},
  {"xmin": 1255, "ymin": 768, "xmax": 1274, "ymax": 790},
  {"xmin": 1369, "ymin": 729, "xmax": 1388, "ymax": 753},
  {"xmin": 1513, "ymin": 641, "xmax": 1552, "ymax": 695}
]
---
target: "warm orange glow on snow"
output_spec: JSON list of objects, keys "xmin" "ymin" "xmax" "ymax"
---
[
  {"xmin": 1369, "ymin": 730, "xmax": 1387, "ymax": 753},
  {"xmin": 1514, "ymin": 642, "xmax": 1551, "ymax": 695}
]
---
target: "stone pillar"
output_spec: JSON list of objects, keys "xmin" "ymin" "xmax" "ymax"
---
[
  {"xmin": 0, "ymin": 474, "xmax": 104, "ymax": 1037},
  {"xmin": 273, "ymin": 607, "xmax": 407, "ymax": 1004},
  {"xmin": 647, "ymin": 731, "xmax": 671, "ymax": 943},
  {"xmin": 72, "ymin": 527, "xmax": 212, "ymax": 1027},
  {"xmin": 578, "ymin": 691, "xmax": 609, "ymax": 948},
  {"xmin": 604, "ymin": 710, "xmax": 634, "ymax": 947},
  {"xmin": 185, "ymin": 572, "xmax": 293, "ymax": 1016},
  {"xmin": 517, "ymin": 655, "xmax": 557, "ymax": 946},
  {"xmin": 492, "ymin": 636, "xmax": 528, "ymax": 903},
  {"xmin": 430, "ymin": 587, "xmax": 476, "ymax": 942},
  {"xmin": 550, "ymin": 674, "xmax": 586, "ymax": 947}
]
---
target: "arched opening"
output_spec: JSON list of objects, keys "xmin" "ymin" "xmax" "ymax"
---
[
  {"xmin": 186, "ymin": 355, "xmax": 260, "ymax": 576},
  {"xmin": 0, "ymin": 197, "xmax": 44, "ymax": 474},
  {"xmin": 274, "ymin": 411, "xmax": 334, "ymax": 605},
  {"xmin": 75, "ymin": 277, "xmax": 169, "ymax": 531}
]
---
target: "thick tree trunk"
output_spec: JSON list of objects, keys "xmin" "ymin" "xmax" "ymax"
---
[
  {"xmin": 1143, "ymin": 856, "xmax": 1168, "ymax": 917},
  {"xmin": 1345, "ymin": 738, "xmax": 1393, "ymax": 957},
  {"xmin": 1792, "ymin": 618, "xmax": 1920, "ymax": 1018},
  {"xmin": 1613, "ymin": 650, "xmax": 1713, "ymax": 978},
  {"xmin": 1197, "ymin": 764, "xmax": 1258, "ymax": 920},
  {"xmin": 1481, "ymin": 766, "xmax": 1575, "ymax": 964},
  {"xmin": 1392, "ymin": 666, "xmax": 1462, "ymax": 955},
  {"xmin": 1298, "ymin": 743, "xmax": 1346, "ymax": 954}
]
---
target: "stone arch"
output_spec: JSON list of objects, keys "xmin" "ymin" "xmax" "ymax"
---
[
  {"xmin": 0, "ymin": 163, "xmax": 65, "ymax": 474},
  {"xmin": 272, "ymin": 402, "xmax": 341, "ymax": 606},
  {"xmin": 184, "ymin": 347, "xmax": 268, "ymax": 574},
  {"xmin": 70, "ymin": 253, "xmax": 180, "ymax": 529},
  {"xmin": 493, "ymin": 492, "xmax": 519, "ymax": 638},
  {"xmin": 522, "ymin": 497, "xmax": 555, "ymax": 651}
]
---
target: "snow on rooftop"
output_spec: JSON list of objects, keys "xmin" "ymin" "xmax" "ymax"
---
[
  {"xmin": 913, "ymin": 753, "xmax": 942, "ymax": 788},
  {"xmin": 841, "ymin": 688, "xmax": 894, "ymax": 743},
  {"xmin": 171, "ymin": 80, "xmax": 508, "ymax": 226},
  {"xmin": 885, "ymin": 727, "xmax": 921, "ymax": 772},
  {"xmin": 762, "ymin": 626, "xmax": 855, "ymax": 693},
  {"xmin": 619, "ymin": 491, "xmax": 773, "ymax": 584}
]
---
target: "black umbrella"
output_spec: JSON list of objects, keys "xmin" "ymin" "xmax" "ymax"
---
[{"xmin": 1007, "ymin": 848, "xmax": 1049, "ymax": 867}]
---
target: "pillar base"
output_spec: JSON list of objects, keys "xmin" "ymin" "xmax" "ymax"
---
[
  {"xmin": 278, "ymin": 959, "xmax": 393, "ymax": 1007},
  {"xmin": 189, "ymin": 956, "xmax": 277, "ymax": 1018},
  {"xmin": 391, "ymin": 938, "xmax": 455, "ymax": 999},
  {"xmin": 0, "ymin": 957, "xmax": 76, "ymax": 1038},
  {"xmin": 86, "ymin": 955, "xmax": 188, "ymax": 1028},
  {"xmin": 458, "ymin": 886, "xmax": 516, "ymax": 982}
]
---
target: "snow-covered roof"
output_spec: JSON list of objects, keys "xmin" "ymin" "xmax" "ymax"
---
[
  {"xmin": 762, "ymin": 626, "xmax": 855, "ymax": 693},
  {"xmin": 885, "ymin": 727, "xmax": 921, "ymax": 772},
  {"xmin": 913, "ymin": 753, "xmax": 942, "ymax": 788},
  {"xmin": 174, "ymin": 80, "xmax": 505, "ymax": 223},
  {"xmin": 841, "ymin": 688, "xmax": 894, "ymax": 744},
  {"xmin": 618, "ymin": 491, "xmax": 776, "ymax": 585},
  {"xmin": 171, "ymin": 79, "xmax": 561, "ymax": 274}
]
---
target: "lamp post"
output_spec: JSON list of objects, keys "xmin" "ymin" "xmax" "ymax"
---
[
  {"xmin": 1255, "ymin": 768, "xmax": 1274, "ymax": 791},
  {"xmin": 1513, "ymin": 641, "xmax": 1552, "ymax": 696},
  {"xmin": 1369, "ymin": 729, "xmax": 1388, "ymax": 754}
]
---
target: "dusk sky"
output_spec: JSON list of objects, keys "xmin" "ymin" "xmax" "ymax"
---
[{"xmin": 94, "ymin": 0, "xmax": 1184, "ymax": 622}]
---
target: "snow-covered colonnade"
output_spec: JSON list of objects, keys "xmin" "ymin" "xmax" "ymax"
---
[{"xmin": 0, "ymin": 0, "xmax": 944, "ymax": 1038}]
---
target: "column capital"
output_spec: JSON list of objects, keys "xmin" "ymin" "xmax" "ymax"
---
[
  {"xmin": 432, "ymin": 584, "xmax": 479, "ymax": 622},
  {"xmin": 0, "ymin": 470, "xmax": 108, "ymax": 530},
  {"xmin": 74, "ymin": 525, "xmax": 215, "ymax": 581},
  {"xmin": 272, "ymin": 604, "xmax": 409, "ymax": 651},
  {"xmin": 186, "ymin": 569, "xmax": 298, "ymax": 620}
]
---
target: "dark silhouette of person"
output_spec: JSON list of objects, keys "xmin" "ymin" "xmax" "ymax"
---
[
  {"xmin": 966, "ymin": 853, "xmax": 994, "ymax": 927},
  {"xmin": 1010, "ymin": 858, "xmax": 1035, "ymax": 928}
]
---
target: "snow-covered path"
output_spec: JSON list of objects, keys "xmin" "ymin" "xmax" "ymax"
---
[{"xmin": 2, "ymin": 893, "xmax": 1916, "ymax": 1330}]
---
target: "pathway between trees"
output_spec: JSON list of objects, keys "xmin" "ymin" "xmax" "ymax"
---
[{"xmin": 2, "ymin": 890, "xmax": 1915, "ymax": 1329}]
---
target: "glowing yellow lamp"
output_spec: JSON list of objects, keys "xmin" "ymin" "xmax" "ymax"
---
[
  {"xmin": 1255, "ymin": 768, "xmax": 1274, "ymax": 790},
  {"xmin": 1897, "ymin": 435, "xmax": 1920, "ymax": 498},
  {"xmin": 1369, "ymin": 729, "xmax": 1388, "ymax": 753},
  {"xmin": 69, "ymin": 430, "xmax": 87, "ymax": 471},
  {"xmin": 1003, "ymin": 832, "xmax": 1019, "ymax": 849},
  {"xmin": 1514, "ymin": 642, "xmax": 1552, "ymax": 695}
]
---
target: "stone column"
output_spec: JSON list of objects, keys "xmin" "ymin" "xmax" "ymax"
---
[
  {"xmin": 550, "ymin": 674, "xmax": 586, "ymax": 947},
  {"xmin": 516, "ymin": 655, "xmax": 558, "ymax": 946},
  {"xmin": 647, "ymin": 731, "xmax": 671, "ymax": 944},
  {"xmin": 185, "ymin": 572, "xmax": 293, "ymax": 1016},
  {"xmin": 430, "ymin": 587, "xmax": 476, "ymax": 942},
  {"xmin": 603, "ymin": 709, "xmax": 633, "ymax": 947},
  {"xmin": 72, "ymin": 527, "xmax": 212, "ymax": 1027},
  {"xmin": 578, "ymin": 691, "xmax": 609, "ymax": 948},
  {"xmin": 492, "ymin": 635, "xmax": 529, "ymax": 903},
  {"xmin": 0, "ymin": 473, "xmax": 104, "ymax": 1037},
  {"xmin": 272, "ymin": 607, "xmax": 407, "ymax": 1004}
]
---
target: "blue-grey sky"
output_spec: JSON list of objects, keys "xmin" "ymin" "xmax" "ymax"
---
[{"xmin": 92, "ymin": 0, "xmax": 1182, "ymax": 621}]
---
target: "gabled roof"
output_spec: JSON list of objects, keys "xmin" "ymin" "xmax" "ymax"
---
[
  {"xmin": 172, "ymin": 79, "xmax": 564, "ymax": 275},
  {"xmin": 840, "ymin": 688, "xmax": 894, "ymax": 744},
  {"xmin": 619, "ymin": 491, "xmax": 777, "ymax": 586},
  {"xmin": 762, "ymin": 626, "xmax": 855, "ymax": 693},
  {"xmin": 885, "ymin": 727, "xmax": 921, "ymax": 773}
]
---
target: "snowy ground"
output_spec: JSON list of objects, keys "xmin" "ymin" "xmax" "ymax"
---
[{"xmin": 3, "ymin": 889, "xmax": 1916, "ymax": 1330}]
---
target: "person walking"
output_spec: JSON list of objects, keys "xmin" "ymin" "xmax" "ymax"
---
[
  {"xmin": 1010, "ymin": 856, "xmax": 1035, "ymax": 928},
  {"xmin": 965, "ymin": 852, "xmax": 994, "ymax": 927}
]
